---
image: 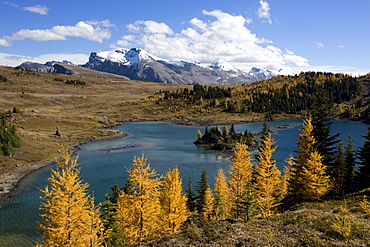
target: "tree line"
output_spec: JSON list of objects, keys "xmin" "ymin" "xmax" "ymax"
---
[
  {"xmin": 156, "ymin": 72, "xmax": 361, "ymax": 116},
  {"xmin": 36, "ymin": 112, "xmax": 370, "ymax": 246}
]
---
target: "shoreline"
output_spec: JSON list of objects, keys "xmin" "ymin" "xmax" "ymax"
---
[{"xmin": 0, "ymin": 129, "xmax": 126, "ymax": 206}]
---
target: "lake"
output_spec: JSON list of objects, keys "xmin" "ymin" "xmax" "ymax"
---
[{"xmin": 0, "ymin": 119, "xmax": 368, "ymax": 246}]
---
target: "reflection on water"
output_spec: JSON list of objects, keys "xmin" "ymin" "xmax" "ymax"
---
[{"xmin": 0, "ymin": 119, "xmax": 368, "ymax": 246}]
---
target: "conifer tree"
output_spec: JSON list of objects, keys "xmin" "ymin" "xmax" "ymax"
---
[
  {"xmin": 357, "ymin": 127, "xmax": 370, "ymax": 190},
  {"xmin": 235, "ymin": 181, "xmax": 258, "ymax": 222},
  {"xmin": 299, "ymin": 151, "xmax": 331, "ymax": 200},
  {"xmin": 101, "ymin": 185, "xmax": 125, "ymax": 247},
  {"xmin": 228, "ymin": 143, "xmax": 254, "ymax": 215},
  {"xmin": 117, "ymin": 154, "xmax": 163, "ymax": 245},
  {"xmin": 197, "ymin": 170, "xmax": 210, "ymax": 212},
  {"xmin": 344, "ymin": 134, "xmax": 356, "ymax": 193},
  {"xmin": 213, "ymin": 168, "xmax": 231, "ymax": 220},
  {"xmin": 291, "ymin": 117, "xmax": 330, "ymax": 200},
  {"xmin": 310, "ymin": 94, "xmax": 339, "ymax": 171},
  {"xmin": 186, "ymin": 177, "xmax": 196, "ymax": 212},
  {"xmin": 37, "ymin": 153, "xmax": 104, "ymax": 247},
  {"xmin": 202, "ymin": 187, "xmax": 214, "ymax": 220},
  {"xmin": 332, "ymin": 138, "xmax": 346, "ymax": 195},
  {"xmin": 254, "ymin": 135, "xmax": 281, "ymax": 217},
  {"xmin": 160, "ymin": 167, "xmax": 189, "ymax": 233}
]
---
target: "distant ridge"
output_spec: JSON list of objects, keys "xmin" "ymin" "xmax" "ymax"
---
[{"xmin": 18, "ymin": 47, "xmax": 276, "ymax": 85}]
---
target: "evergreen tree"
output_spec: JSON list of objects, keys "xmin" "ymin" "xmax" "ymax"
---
[
  {"xmin": 117, "ymin": 154, "xmax": 163, "ymax": 245},
  {"xmin": 197, "ymin": 170, "xmax": 210, "ymax": 213},
  {"xmin": 160, "ymin": 167, "xmax": 189, "ymax": 233},
  {"xmin": 37, "ymin": 153, "xmax": 104, "ymax": 247},
  {"xmin": 344, "ymin": 134, "xmax": 356, "ymax": 193},
  {"xmin": 310, "ymin": 94, "xmax": 340, "ymax": 172},
  {"xmin": 332, "ymin": 138, "xmax": 346, "ymax": 195},
  {"xmin": 228, "ymin": 143, "xmax": 254, "ymax": 215},
  {"xmin": 357, "ymin": 128, "xmax": 370, "ymax": 190},
  {"xmin": 0, "ymin": 116, "xmax": 22, "ymax": 156},
  {"xmin": 186, "ymin": 177, "xmax": 196, "ymax": 212},
  {"xmin": 101, "ymin": 185, "xmax": 125, "ymax": 247},
  {"xmin": 213, "ymin": 168, "xmax": 231, "ymax": 220},
  {"xmin": 235, "ymin": 181, "xmax": 258, "ymax": 222},
  {"xmin": 254, "ymin": 135, "xmax": 281, "ymax": 217}
]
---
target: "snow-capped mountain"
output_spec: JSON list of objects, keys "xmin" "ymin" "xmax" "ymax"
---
[
  {"xmin": 248, "ymin": 67, "xmax": 276, "ymax": 80},
  {"xmin": 82, "ymin": 48, "xmax": 274, "ymax": 85},
  {"xmin": 17, "ymin": 48, "xmax": 276, "ymax": 85}
]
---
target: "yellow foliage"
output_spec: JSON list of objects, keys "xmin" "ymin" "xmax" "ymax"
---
[
  {"xmin": 117, "ymin": 154, "xmax": 163, "ymax": 245},
  {"xmin": 214, "ymin": 168, "xmax": 232, "ymax": 219},
  {"xmin": 160, "ymin": 167, "xmax": 189, "ymax": 233},
  {"xmin": 228, "ymin": 143, "xmax": 254, "ymax": 212},
  {"xmin": 359, "ymin": 196, "xmax": 370, "ymax": 216},
  {"xmin": 37, "ymin": 152, "xmax": 104, "ymax": 247},
  {"xmin": 254, "ymin": 136, "xmax": 281, "ymax": 218},
  {"xmin": 332, "ymin": 206, "xmax": 354, "ymax": 238},
  {"xmin": 202, "ymin": 187, "xmax": 214, "ymax": 220}
]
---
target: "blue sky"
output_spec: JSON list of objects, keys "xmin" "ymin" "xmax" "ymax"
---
[{"xmin": 0, "ymin": 0, "xmax": 369, "ymax": 75}]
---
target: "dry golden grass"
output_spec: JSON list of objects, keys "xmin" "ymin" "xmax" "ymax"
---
[{"xmin": 0, "ymin": 66, "xmax": 269, "ymax": 184}]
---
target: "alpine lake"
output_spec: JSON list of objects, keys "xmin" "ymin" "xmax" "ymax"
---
[{"xmin": 0, "ymin": 119, "xmax": 368, "ymax": 246}]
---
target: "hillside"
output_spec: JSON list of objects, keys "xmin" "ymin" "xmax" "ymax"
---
[{"xmin": 0, "ymin": 66, "xmax": 369, "ymax": 199}]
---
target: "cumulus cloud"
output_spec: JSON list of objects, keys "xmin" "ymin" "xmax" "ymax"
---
[
  {"xmin": 0, "ymin": 20, "xmax": 112, "ymax": 46},
  {"xmin": 258, "ymin": 0, "xmax": 272, "ymax": 24},
  {"xmin": 112, "ymin": 9, "xmax": 308, "ymax": 72},
  {"xmin": 23, "ymin": 4, "xmax": 49, "ymax": 15}
]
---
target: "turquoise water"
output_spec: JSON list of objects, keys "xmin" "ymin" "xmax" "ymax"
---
[{"xmin": 0, "ymin": 119, "xmax": 368, "ymax": 246}]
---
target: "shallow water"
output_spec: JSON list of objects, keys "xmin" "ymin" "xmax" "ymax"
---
[{"xmin": 0, "ymin": 119, "xmax": 368, "ymax": 246}]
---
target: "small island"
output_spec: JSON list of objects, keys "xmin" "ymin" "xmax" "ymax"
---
[{"xmin": 194, "ymin": 124, "xmax": 259, "ymax": 152}]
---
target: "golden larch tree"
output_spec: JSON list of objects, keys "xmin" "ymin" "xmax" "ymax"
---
[
  {"xmin": 291, "ymin": 117, "xmax": 330, "ymax": 200},
  {"xmin": 228, "ymin": 142, "xmax": 254, "ymax": 214},
  {"xmin": 214, "ymin": 168, "xmax": 231, "ymax": 220},
  {"xmin": 37, "ymin": 152, "xmax": 104, "ymax": 247},
  {"xmin": 117, "ymin": 154, "xmax": 163, "ymax": 245},
  {"xmin": 300, "ymin": 151, "xmax": 331, "ymax": 200},
  {"xmin": 202, "ymin": 187, "xmax": 214, "ymax": 220},
  {"xmin": 254, "ymin": 135, "xmax": 282, "ymax": 218},
  {"xmin": 160, "ymin": 167, "xmax": 189, "ymax": 233}
]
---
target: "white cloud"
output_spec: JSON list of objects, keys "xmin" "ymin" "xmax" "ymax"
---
[
  {"xmin": 312, "ymin": 41, "xmax": 325, "ymax": 49},
  {"xmin": 258, "ymin": 0, "xmax": 272, "ymax": 25},
  {"xmin": 127, "ymin": 20, "xmax": 173, "ymax": 34},
  {"xmin": 23, "ymin": 4, "xmax": 49, "ymax": 15},
  {"xmin": 112, "ymin": 10, "xmax": 308, "ymax": 73},
  {"xmin": 338, "ymin": 45, "xmax": 345, "ymax": 48},
  {"xmin": 0, "ymin": 52, "xmax": 89, "ymax": 67},
  {"xmin": 1, "ymin": 20, "xmax": 112, "ymax": 45}
]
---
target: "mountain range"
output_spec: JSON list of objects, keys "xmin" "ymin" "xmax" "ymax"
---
[{"xmin": 18, "ymin": 48, "xmax": 276, "ymax": 85}]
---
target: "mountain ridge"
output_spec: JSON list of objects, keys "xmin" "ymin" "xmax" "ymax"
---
[{"xmin": 17, "ymin": 47, "xmax": 276, "ymax": 85}]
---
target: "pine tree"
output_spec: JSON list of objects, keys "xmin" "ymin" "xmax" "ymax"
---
[
  {"xmin": 213, "ymin": 168, "xmax": 231, "ymax": 220},
  {"xmin": 254, "ymin": 135, "xmax": 281, "ymax": 217},
  {"xmin": 228, "ymin": 142, "xmax": 254, "ymax": 209},
  {"xmin": 332, "ymin": 138, "xmax": 346, "ymax": 195},
  {"xmin": 160, "ymin": 167, "xmax": 189, "ymax": 233},
  {"xmin": 344, "ymin": 134, "xmax": 356, "ymax": 193},
  {"xmin": 357, "ymin": 127, "xmax": 370, "ymax": 190},
  {"xmin": 101, "ymin": 185, "xmax": 125, "ymax": 247},
  {"xmin": 37, "ymin": 153, "xmax": 104, "ymax": 247},
  {"xmin": 235, "ymin": 181, "xmax": 258, "ymax": 222},
  {"xmin": 186, "ymin": 177, "xmax": 196, "ymax": 212},
  {"xmin": 197, "ymin": 170, "xmax": 210, "ymax": 213},
  {"xmin": 117, "ymin": 154, "xmax": 163, "ymax": 245},
  {"xmin": 310, "ymin": 94, "xmax": 340, "ymax": 172}
]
